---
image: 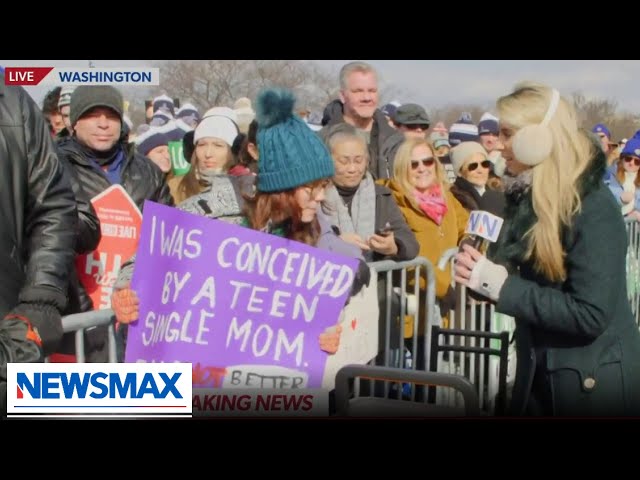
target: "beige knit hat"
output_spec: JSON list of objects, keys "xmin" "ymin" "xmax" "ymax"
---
[{"xmin": 450, "ymin": 141, "xmax": 488, "ymax": 175}]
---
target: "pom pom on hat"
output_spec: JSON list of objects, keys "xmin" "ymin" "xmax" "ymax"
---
[
  {"xmin": 233, "ymin": 97, "xmax": 256, "ymax": 134},
  {"xmin": 256, "ymin": 87, "xmax": 334, "ymax": 193},
  {"xmin": 256, "ymin": 89, "xmax": 296, "ymax": 128}
]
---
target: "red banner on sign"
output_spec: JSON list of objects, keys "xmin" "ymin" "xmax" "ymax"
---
[{"xmin": 76, "ymin": 185, "xmax": 142, "ymax": 311}]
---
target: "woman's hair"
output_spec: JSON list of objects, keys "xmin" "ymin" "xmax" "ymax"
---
[
  {"xmin": 238, "ymin": 120, "xmax": 258, "ymax": 173},
  {"xmin": 243, "ymin": 179, "xmax": 327, "ymax": 246},
  {"xmin": 616, "ymin": 157, "xmax": 640, "ymax": 188},
  {"xmin": 497, "ymin": 81, "xmax": 596, "ymax": 282},
  {"xmin": 392, "ymin": 137, "xmax": 447, "ymax": 196},
  {"xmin": 608, "ymin": 144, "xmax": 621, "ymax": 167},
  {"xmin": 178, "ymin": 141, "xmax": 236, "ymax": 200}
]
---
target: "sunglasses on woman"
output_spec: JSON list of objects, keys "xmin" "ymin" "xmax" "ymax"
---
[
  {"xmin": 404, "ymin": 124, "xmax": 429, "ymax": 131},
  {"xmin": 467, "ymin": 160, "xmax": 492, "ymax": 172},
  {"xmin": 411, "ymin": 157, "xmax": 435, "ymax": 169},
  {"xmin": 623, "ymin": 156, "xmax": 640, "ymax": 166}
]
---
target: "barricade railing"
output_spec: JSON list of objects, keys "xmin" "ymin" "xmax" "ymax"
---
[
  {"xmin": 436, "ymin": 247, "xmax": 515, "ymax": 414},
  {"xmin": 59, "ymin": 309, "xmax": 118, "ymax": 363},
  {"xmin": 625, "ymin": 218, "xmax": 640, "ymax": 325},
  {"xmin": 359, "ymin": 256, "xmax": 437, "ymax": 401}
]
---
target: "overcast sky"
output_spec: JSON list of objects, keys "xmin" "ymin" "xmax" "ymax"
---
[{"xmin": 2, "ymin": 59, "xmax": 638, "ymax": 113}]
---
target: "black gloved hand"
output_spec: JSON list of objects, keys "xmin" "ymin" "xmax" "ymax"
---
[
  {"xmin": 4, "ymin": 286, "xmax": 67, "ymax": 357},
  {"xmin": 0, "ymin": 317, "xmax": 43, "ymax": 364}
]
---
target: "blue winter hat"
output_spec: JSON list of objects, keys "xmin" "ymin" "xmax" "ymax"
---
[
  {"xmin": 153, "ymin": 94, "xmax": 175, "ymax": 115},
  {"xmin": 256, "ymin": 87, "xmax": 335, "ymax": 193},
  {"xmin": 592, "ymin": 123, "xmax": 611, "ymax": 139},
  {"xmin": 478, "ymin": 112, "xmax": 499, "ymax": 135},
  {"xmin": 135, "ymin": 126, "xmax": 170, "ymax": 156},
  {"xmin": 621, "ymin": 138, "xmax": 640, "ymax": 157},
  {"xmin": 448, "ymin": 112, "xmax": 478, "ymax": 146}
]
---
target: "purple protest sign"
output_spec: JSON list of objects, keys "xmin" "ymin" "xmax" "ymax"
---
[{"xmin": 125, "ymin": 201, "xmax": 359, "ymax": 389}]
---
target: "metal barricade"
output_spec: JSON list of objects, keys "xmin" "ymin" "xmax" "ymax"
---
[
  {"xmin": 436, "ymin": 248, "xmax": 515, "ymax": 414},
  {"xmin": 357, "ymin": 256, "xmax": 436, "ymax": 401},
  {"xmin": 59, "ymin": 309, "xmax": 118, "ymax": 363},
  {"xmin": 625, "ymin": 218, "xmax": 640, "ymax": 325}
]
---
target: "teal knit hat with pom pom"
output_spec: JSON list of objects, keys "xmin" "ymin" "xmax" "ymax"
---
[{"xmin": 256, "ymin": 87, "xmax": 335, "ymax": 192}]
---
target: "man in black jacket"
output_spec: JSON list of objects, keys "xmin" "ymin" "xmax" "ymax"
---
[
  {"xmin": 0, "ymin": 77, "xmax": 78, "ymax": 414},
  {"xmin": 57, "ymin": 85, "xmax": 173, "ymax": 362},
  {"xmin": 319, "ymin": 62, "xmax": 400, "ymax": 180}
]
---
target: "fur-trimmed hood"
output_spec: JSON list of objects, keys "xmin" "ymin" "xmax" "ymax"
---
[{"xmin": 488, "ymin": 138, "xmax": 607, "ymax": 269}]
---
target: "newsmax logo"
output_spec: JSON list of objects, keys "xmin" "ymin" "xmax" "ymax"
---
[
  {"xmin": 6, "ymin": 363, "xmax": 192, "ymax": 417},
  {"xmin": 4, "ymin": 67, "xmax": 159, "ymax": 86}
]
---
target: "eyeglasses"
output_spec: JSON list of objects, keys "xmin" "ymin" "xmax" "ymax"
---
[
  {"xmin": 403, "ymin": 124, "xmax": 430, "ymax": 131},
  {"xmin": 411, "ymin": 157, "xmax": 435, "ymax": 169},
  {"xmin": 623, "ymin": 156, "xmax": 640, "ymax": 166},
  {"xmin": 302, "ymin": 180, "xmax": 331, "ymax": 198},
  {"xmin": 467, "ymin": 160, "xmax": 492, "ymax": 172}
]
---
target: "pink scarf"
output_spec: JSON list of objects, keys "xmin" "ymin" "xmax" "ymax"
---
[{"xmin": 414, "ymin": 184, "xmax": 448, "ymax": 225}]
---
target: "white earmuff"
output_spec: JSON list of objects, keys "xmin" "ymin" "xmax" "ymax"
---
[{"xmin": 512, "ymin": 88, "xmax": 560, "ymax": 166}]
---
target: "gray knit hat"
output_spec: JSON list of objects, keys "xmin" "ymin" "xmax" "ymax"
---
[{"xmin": 70, "ymin": 85, "xmax": 123, "ymax": 127}]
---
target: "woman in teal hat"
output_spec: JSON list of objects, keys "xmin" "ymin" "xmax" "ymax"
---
[{"xmin": 113, "ymin": 87, "xmax": 369, "ymax": 356}]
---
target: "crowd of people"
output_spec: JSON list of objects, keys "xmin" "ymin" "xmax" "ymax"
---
[{"xmin": 1, "ymin": 60, "xmax": 640, "ymax": 417}]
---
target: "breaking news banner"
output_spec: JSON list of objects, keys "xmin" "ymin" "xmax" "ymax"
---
[
  {"xmin": 3, "ymin": 67, "xmax": 159, "ymax": 86},
  {"xmin": 192, "ymin": 389, "xmax": 329, "ymax": 417},
  {"xmin": 6, "ymin": 363, "xmax": 192, "ymax": 418},
  {"xmin": 125, "ymin": 202, "xmax": 376, "ymax": 401}
]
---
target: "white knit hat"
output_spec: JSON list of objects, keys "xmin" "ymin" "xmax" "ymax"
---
[
  {"xmin": 194, "ymin": 107, "xmax": 239, "ymax": 146},
  {"xmin": 450, "ymin": 141, "xmax": 488, "ymax": 175}
]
